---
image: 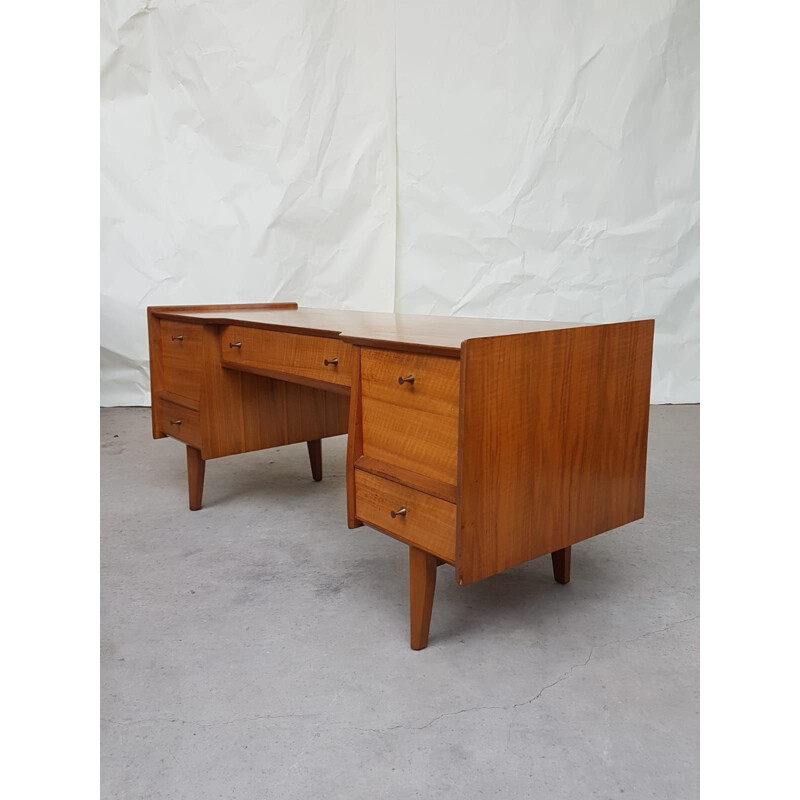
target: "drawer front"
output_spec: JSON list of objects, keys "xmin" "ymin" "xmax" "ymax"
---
[
  {"xmin": 221, "ymin": 326, "xmax": 351, "ymax": 388},
  {"xmin": 354, "ymin": 471, "xmax": 456, "ymax": 562},
  {"xmin": 160, "ymin": 321, "xmax": 202, "ymax": 401},
  {"xmin": 360, "ymin": 348, "xmax": 460, "ymax": 485},
  {"xmin": 158, "ymin": 397, "xmax": 201, "ymax": 448}
]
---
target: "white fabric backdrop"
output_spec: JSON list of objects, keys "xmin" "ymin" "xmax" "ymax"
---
[
  {"xmin": 101, "ymin": 0, "xmax": 397, "ymax": 405},
  {"xmin": 101, "ymin": 0, "xmax": 698, "ymax": 405},
  {"xmin": 395, "ymin": 0, "xmax": 698, "ymax": 404}
]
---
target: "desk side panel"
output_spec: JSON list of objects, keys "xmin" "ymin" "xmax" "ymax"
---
[
  {"xmin": 456, "ymin": 321, "xmax": 654, "ymax": 585},
  {"xmin": 345, "ymin": 347, "xmax": 364, "ymax": 528},
  {"xmin": 147, "ymin": 309, "xmax": 166, "ymax": 439}
]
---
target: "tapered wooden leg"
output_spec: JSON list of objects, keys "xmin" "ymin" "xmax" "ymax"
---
[
  {"xmin": 186, "ymin": 446, "xmax": 206, "ymax": 511},
  {"xmin": 409, "ymin": 546, "xmax": 437, "ymax": 650},
  {"xmin": 307, "ymin": 439, "xmax": 323, "ymax": 482},
  {"xmin": 551, "ymin": 546, "xmax": 571, "ymax": 584}
]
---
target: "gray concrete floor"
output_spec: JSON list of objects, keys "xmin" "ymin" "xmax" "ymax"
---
[{"xmin": 101, "ymin": 405, "xmax": 698, "ymax": 800}]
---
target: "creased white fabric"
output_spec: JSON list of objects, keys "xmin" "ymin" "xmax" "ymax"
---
[
  {"xmin": 396, "ymin": 0, "xmax": 698, "ymax": 404},
  {"xmin": 101, "ymin": 0, "xmax": 397, "ymax": 405},
  {"xmin": 101, "ymin": 0, "xmax": 698, "ymax": 405}
]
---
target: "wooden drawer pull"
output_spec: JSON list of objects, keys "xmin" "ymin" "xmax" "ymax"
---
[
  {"xmin": 171, "ymin": 335, "xmax": 183, "ymax": 341},
  {"xmin": 390, "ymin": 507, "xmax": 407, "ymax": 518},
  {"xmin": 398, "ymin": 374, "xmax": 415, "ymax": 385},
  {"xmin": 324, "ymin": 357, "xmax": 339, "ymax": 366},
  {"xmin": 229, "ymin": 341, "xmax": 242, "ymax": 348},
  {"xmin": 169, "ymin": 419, "xmax": 182, "ymax": 425}
]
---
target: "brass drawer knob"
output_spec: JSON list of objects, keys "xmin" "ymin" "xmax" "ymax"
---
[
  {"xmin": 324, "ymin": 357, "xmax": 339, "ymax": 366},
  {"xmin": 171, "ymin": 335, "xmax": 184, "ymax": 341},
  {"xmin": 229, "ymin": 341, "xmax": 242, "ymax": 348},
  {"xmin": 390, "ymin": 507, "xmax": 407, "ymax": 518},
  {"xmin": 398, "ymin": 374, "xmax": 415, "ymax": 385},
  {"xmin": 169, "ymin": 419, "xmax": 182, "ymax": 425}
]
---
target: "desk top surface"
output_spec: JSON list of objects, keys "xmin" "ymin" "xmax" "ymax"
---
[{"xmin": 154, "ymin": 305, "xmax": 613, "ymax": 355}]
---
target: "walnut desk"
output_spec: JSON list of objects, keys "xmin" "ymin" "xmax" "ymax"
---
[{"xmin": 148, "ymin": 303, "xmax": 654, "ymax": 650}]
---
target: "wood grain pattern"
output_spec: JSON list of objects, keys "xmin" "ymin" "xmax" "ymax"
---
[
  {"xmin": 220, "ymin": 326, "xmax": 352, "ymax": 392},
  {"xmin": 159, "ymin": 390, "xmax": 199, "ymax": 411},
  {"xmin": 148, "ymin": 302, "xmax": 301, "ymax": 446},
  {"xmin": 361, "ymin": 348, "xmax": 460, "ymax": 485},
  {"xmin": 150, "ymin": 302, "xmax": 299, "ymax": 315},
  {"xmin": 345, "ymin": 347, "xmax": 364, "ymax": 528},
  {"xmin": 199, "ymin": 325, "xmax": 349, "ymax": 460},
  {"xmin": 147, "ymin": 308, "xmax": 166, "ymax": 439},
  {"xmin": 353, "ymin": 456, "xmax": 457, "ymax": 503},
  {"xmin": 159, "ymin": 320, "xmax": 203, "ymax": 400},
  {"xmin": 158, "ymin": 397, "xmax": 201, "ymax": 448},
  {"xmin": 148, "ymin": 302, "xmax": 349, "ymax": 509},
  {"xmin": 186, "ymin": 445, "xmax": 205, "ymax": 511},
  {"xmin": 409, "ymin": 546, "xmax": 438, "ymax": 650},
  {"xmin": 354, "ymin": 471, "xmax": 456, "ymax": 563},
  {"xmin": 148, "ymin": 303, "xmax": 656, "ymax": 650},
  {"xmin": 159, "ymin": 306, "xmax": 594, "ymax": 357},
  {"xmin": 456, "ymin": 321, "xmax": 654, "ymax": 585}
]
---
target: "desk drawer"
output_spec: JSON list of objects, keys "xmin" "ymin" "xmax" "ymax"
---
[
  {"xmin": 354, "ymin": 471, "xmax": 456, "ymax": 562},
  {"xmin": 158, "ymin": 397, "xmax": 201, "ymax": 448},
  {"xmin": 160, "ymin": 321, "xmax": 202, "ymax": 401},
  {"xmin": 360, "ymin": 348, "xmax": 460, "ymax": 485},
  {"xmin": 220, "ymin": 326, "xmax": 351, "ymax": 389}
]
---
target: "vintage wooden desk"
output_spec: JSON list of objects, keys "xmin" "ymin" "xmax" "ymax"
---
[{"xmin": 148, "ymin": 303, "xmax": 654, "ymax": 650}]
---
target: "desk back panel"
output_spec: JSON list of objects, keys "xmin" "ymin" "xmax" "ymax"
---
[{"xmin": 456, "ymin": 321, "xmax": 654, "ymax": 585}]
